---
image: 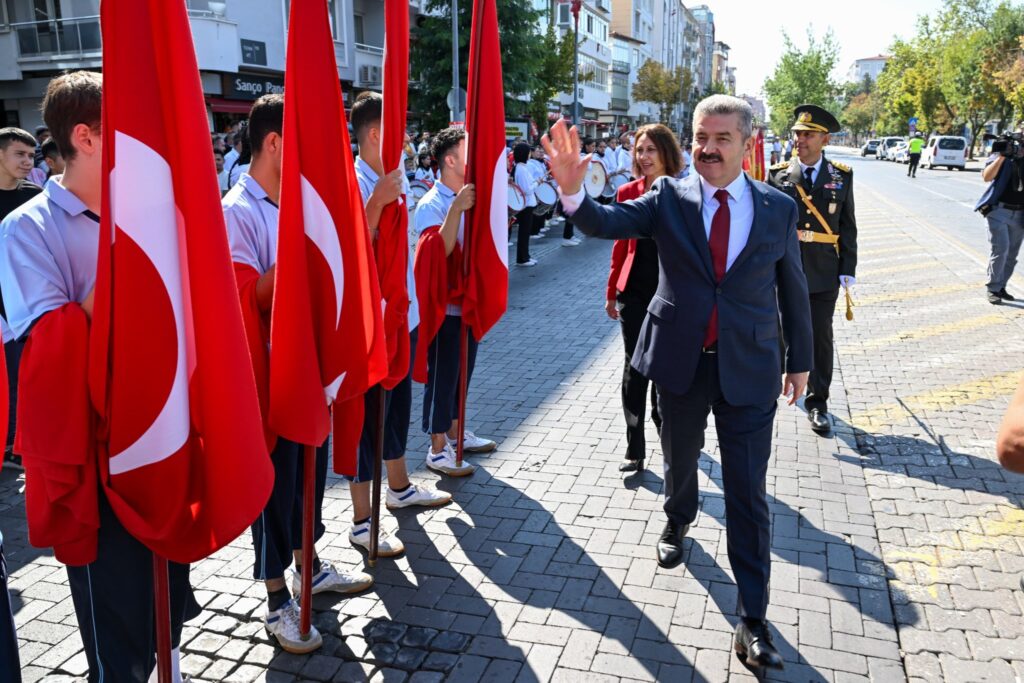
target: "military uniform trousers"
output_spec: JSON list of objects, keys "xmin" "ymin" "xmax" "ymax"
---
[{"xmin": 805, "ymin": 287, "xmax": 840, "ymax": 414}]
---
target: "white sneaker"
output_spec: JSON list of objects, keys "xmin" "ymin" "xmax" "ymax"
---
[
  {"xmin": 529, "ymin": 234, "xmax": 543, "ymax": 240},
  {"xmin": 539, "ymin": 226, "xmax": 550, "ymax": 234},
  {"xmin": 348, "ymin": 521, "xmax": 405, "ymax": 557},
  {"xmin": 425, "ymin": 443, "xmax": 476, "ymax": 477},
  {"xmin": 446, "ymin": 430, "xmax": 498, "ymax": 454},
  {"xmin": 562, "ymin": 238, "xmax": 579, "ymax": 247},
  {"xmin": 515, "ymin": 259, "xmax": 538, "ymax": 267},
  {"xmin": 571, "ymin": 236, "xmax": 583, "ymax": 244},
  {"xmin": 290, "ymin": 560, "xmax": 373, "ymax": 598},
  {"xmin": 264, "ymin": 599, "xmax": 322, "ymax": 654},
  {"xmin": 386, "ymin": 482, "xmax": 452, "ymax": 509}
]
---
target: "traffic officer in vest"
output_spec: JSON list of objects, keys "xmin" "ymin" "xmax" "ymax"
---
[{"xmin": 767, "ymin": 104, "xmax": 857, "ymax": 435}]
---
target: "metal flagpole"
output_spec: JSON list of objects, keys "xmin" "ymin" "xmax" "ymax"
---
[
  {"xmin": 451, "ymin": 0, "xmax": 460, "ymax": 123},
  {"xmin": 368, "ymin": 385, "xmax": 386, "ymax": 565},
  {"xmin": 152, "ymin": 555, "xmax": 172, "ymax": 683},
  {"xmin": 299, "ymin": 444, "xmax": 315, "ymax": 638},
  {"xmin": 571, "ymin": 1, "xmax": 580, "ymax": 128}
]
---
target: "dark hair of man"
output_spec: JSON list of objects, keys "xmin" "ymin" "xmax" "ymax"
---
[
  {"xmin": 632, "ymin": 123, "xmax": 683, "ymax": 179},
  {"xmin": 41, "ymin": 70, "xmax": 102, "ymax": 162},
  {"xmin": 247, "ymin": 93, "xmax": 284, "ymax": 155},
  {"xmin": 513, "ymin": 142, "xmax": 530, "ymax": 164},
  {"xmin": 431, "ymin": 127, "xmax": 466, "ymax": 166},
  {"xmin": 40, "ymin": 137, "xmax": 60, "ymax": 160},
  {"xmin": 351, "ymin": 91, "xmax": 383, "ymax": 144},
  {"xmin": 0, "ymin": 127, "xmax": 36, "ymax": 152}
]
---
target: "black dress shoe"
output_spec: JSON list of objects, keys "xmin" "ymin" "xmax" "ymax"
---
[
  {"xmin": 734, "ymin": 620, "xmax": 784, "ymax": 670},
  {"xmin": 989, "ymin": 291, "xmax": 1003, "ymax": 305},
  {"xmin": 656, "ymin": 521, "xmax": 689, "ymax": 568},
  {"xmin": 808, "ymin": 409, "xmax": 831, "ymax": 434},
  {"xmin": 618, "ymin": 458, "xmax": 644, "ymax": 472},
  {"xmin": 999, "ymin": 288, "xmax": 1016, "ymax": 301}
]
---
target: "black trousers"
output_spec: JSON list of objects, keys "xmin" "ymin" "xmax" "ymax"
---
[
  {"xmin": 251, "ymin": 437, "xmax": 328, "ymax": 581},
  {"xmin": 515, "ymin": 209, "xmax": 534, "ymax": 264},
  {"xmin": 0, "ymin": 536, "xmax": 19, "ymax": 683},
  {"xmin": 908, "ymin": 153, "xmax": 921, "ymax": 176},
  {"xmin": 560, "ymin": 201, "xmax": 575, "ymax": 240},
  {"xmin": 806, "ymin": 289, "xmax": 839, "ymax": 414},
  {"xmin": 4, "ymin": 339, "xmax": 22, "ymax": 450},
  {"xmin": 423, "ymin": 315, "xmax": 478, "ymax": 435},
  {"xmin": 658, "ymin": 353, "xmax": 777, "ymax": 619},
  {"xmin": 350, "ymin": 328, "xmax": 417, "ymax": 483},
  {"xmin": 617, "ymin": 293, "xmax": 660, "ymax": 461},
  {"xmin": 66, "ymin": 493, "xmax": 200, "ymax": 683}
]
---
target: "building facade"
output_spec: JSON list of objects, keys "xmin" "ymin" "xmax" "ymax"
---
[
  {"xmin": 846, "ymin": 55, "xmax": 889, "ymax": 84},
  {"xmin": 0, "ymin": 0, "xmax": 402, "ymax": 132},
  {"xmin": 606, "ymin": 0, "xmax": 656, "ymax": 132}
]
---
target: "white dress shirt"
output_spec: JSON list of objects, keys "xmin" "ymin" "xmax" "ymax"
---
[
  {"xmin": 558, "ymin": 171, "xmax": 754, "ymax": 271},
  {"xmin": 798, "ymin": 156, "xmax": 823, "ymax": 185},
  {"xmin": 698, "ymin": 173, "xmax": 754, "ymax": 271}
]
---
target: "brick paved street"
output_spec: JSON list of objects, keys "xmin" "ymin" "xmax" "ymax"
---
[{"xmin": 3, "ymin": 151, "xmax": 1024, "ymax": 681}]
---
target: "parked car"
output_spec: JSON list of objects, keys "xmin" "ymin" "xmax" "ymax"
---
[
  {"xmin": 922, "ymin": 135, "xmax": 968, "ymax": 170},
  {"xmin": 877, "ymin": 136, "xmax": 903, "ymax": 160},
  {"xmin": 886, "ymin": 138, "xmax": 907, "ymax": 161},
  {"xmin": 893, "ymin": 141, "xmax": 910, "ymax": 163},
  {"xmin": 861, "ymin": 139, "xmax": 880, "ymax": 157}
]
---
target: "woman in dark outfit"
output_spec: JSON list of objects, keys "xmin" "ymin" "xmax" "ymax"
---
[{"xmin": 604, "ymin": 124, "xmax": 682, "ymax": 472}]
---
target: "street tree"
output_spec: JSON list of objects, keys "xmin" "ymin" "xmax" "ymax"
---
[
  {"xmin": 841, "ymin": 92, "xmax": 876, "ymax": 142},
  {"xmin": 763, "ymin": 30, "xmax": 841, "ymax": 136},
  {"xmin": 632, "ymin": 59, "xmax": 692, "ymax": 124},
  {"xmin": 411, "ymin": 0, "xmax": 544, "ymax": 131},
  {"xmin": 527, "ymin": 21, "xmax": 578, "ymax": 137}
]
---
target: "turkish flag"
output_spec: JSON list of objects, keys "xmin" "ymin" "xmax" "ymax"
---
[
  {"xmin": 270, "ymin": 0, "xmax": 387, "ymax": 451},
  {"xmin": 463, "ymin": 0, "xmax": 509, "ymax": 340},
  {"xmin": 377, "ymin": 0, "xmax": 411, "ymax": 389},
  {"xmin": 90, "ymin": 0, "xmax": 273, "ymax": 563}
]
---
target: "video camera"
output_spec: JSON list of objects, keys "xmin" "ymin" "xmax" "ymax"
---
[{"xmin": 986, "ymin": 131, "xmax": 1024, "ymax": 157}]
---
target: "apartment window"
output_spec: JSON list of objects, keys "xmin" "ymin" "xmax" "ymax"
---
[
  {"xmin": 557, "ymin": 3, "xmax": 570, "ymax": 24},
  {"xmin": 586, "ymin": 14, "xmax": 593, "ymax": 34},
  {"xmin": 632, "ymin": 48, "xmax": 640, "ymax": 67},
  {"xmin": 353, "ymin": 14, "xmax": 364, "ymax": 43},
  {"xmin": 633, "ymin": 11, "xmax": 639, "ymax": 35}
]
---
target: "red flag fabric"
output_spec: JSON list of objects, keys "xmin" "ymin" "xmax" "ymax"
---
[
  {"xmin": 377, "ymin": 0, "xmax": 411, "ymax": 389},
  {"xmin": 90, "ymin": 0, "xmax": 273, "ymax": 563},
  {"xmin": 463, "ymin": 0, "xmax": 509, "ymax": 340},
  {"xmin": 271, "ymin": 0, "xmax": 387, "ymax": 450}
]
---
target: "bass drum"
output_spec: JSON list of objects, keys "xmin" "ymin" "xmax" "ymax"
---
[
  {"xmin": 608, "ymin": 171, "xmax": 631, "ymax": 194},
  {"xmin": 533, "ymin": 180, "xmax": 559, "ymax": 215},
  {"xmin": 508, "ymin": 182, "xmax": 526, "ymax": 214},
  {"xmin": 407, "ymin": 180, "xmax": 432, "ymax": 210},
  {"xmin": 584, "ymin": 162, "xmax": 608, "ymax": 198}
]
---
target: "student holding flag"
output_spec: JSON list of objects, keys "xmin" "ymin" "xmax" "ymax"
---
[
  {"xmin": 349, "ymin": 91, "xmax": 451, "ymax": 555},
  {"xmin": 225, "ymin": 94, "xmax": 374, "ymax": 654}
]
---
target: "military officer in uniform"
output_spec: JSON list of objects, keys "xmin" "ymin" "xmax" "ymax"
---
[{"xmin": 767, "ymin": 104, "xmax": 857, "ymax": 435}]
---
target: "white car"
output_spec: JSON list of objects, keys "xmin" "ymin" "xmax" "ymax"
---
[
  {"xmin": 922, "ymin": 135, "xmax": 968, "ymax": 170},
  {"xmin": 885, "ymin": 138, "xmax": 906, "ymax": 161},
  {"xmin": 876, "ymin": 136, "xmax": 903, "ymax": 160},
  {"xmin": 893, "ymin": 141, "xmax": 910, "ymax": 163}
]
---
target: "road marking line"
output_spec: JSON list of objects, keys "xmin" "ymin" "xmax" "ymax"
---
[
  {"xmin": 857, "ymin": 262, "xmax": 934, "ymax": 277},
  {"xmin": 842, "ymin": 313, "xmax": 1009, "ymax": 353},
  {"xmin": 857, "ymin": 281, "xmax": 980, "ymax": 306},
  {"xmin": 860, "ymin": 246, "xmax": 912, "ymax": 257},
  {"xmin": 851, "ymin": 369, "xmax": 1021, "ymax": 430}
]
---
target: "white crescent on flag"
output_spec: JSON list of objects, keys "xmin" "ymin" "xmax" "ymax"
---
[
  {"xmin": 300, "ymin": 174, "xmax": 347, "ymax": 401},
  {"xmin": 489, "ymin": 152, "xmax": 509, "ymax": 267},
  {"xmin": 108, "ymin": 131, "xmax": 192, "ymax": 476}
]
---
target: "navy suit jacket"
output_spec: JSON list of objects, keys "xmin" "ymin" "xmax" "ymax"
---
[{"xmin": 572, "ymin": 173, "xmax": 813, "ymax": 406}]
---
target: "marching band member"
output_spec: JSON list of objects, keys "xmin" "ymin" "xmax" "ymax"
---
[
  {"xmin": 604, "ymin": 124, "xmax": 681, "ymax": 472},
  {"xmin": 528, "ymin": 145, "xmax": 550, "ymax": 235},
  {"xmin": 224, "ymin": 94, "xmax": 372, "ymax": 654},
  {"xmin": 412, "ymin": 127, "xmax": 497, "ymax": 477},
  {"xmin": 414, "ymin": 152, "xmax": 439, "ymax": 184},
  {"xmin": 512, "ymin": 142, "xmax": 538, "ymax": 267}
]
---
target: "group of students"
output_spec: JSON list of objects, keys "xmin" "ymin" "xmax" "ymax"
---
[{"xmin": 0, "ymin": 73, "xmax": 499, "ymax": 682}]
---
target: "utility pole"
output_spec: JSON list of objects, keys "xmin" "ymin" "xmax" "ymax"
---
[
  {"xmin": 571, "ymin": 0, "xmax": 581, "ymax": 128},
  {"xmin": 451, "ymin": 0, "xmax": 460, "ymax": 123}
]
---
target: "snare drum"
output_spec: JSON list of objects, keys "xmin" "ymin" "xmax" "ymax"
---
[
  {"xmin": 533, "ymin": 180, "xmax": 559, "ymax": 215},
  {"xmin": 608, "ymin": 171, "xmax": 630, "ymax": 193},
  {"xmin": 508, "ymin": 182, "xmax": 526, "ymax": 213},
  {"xmin": 584, "ymin": 162, "xmax": 608, "ymax": 198},
  {"xmin": 407, "ymin": 180, "xmax": 431, "ymax": 210}
]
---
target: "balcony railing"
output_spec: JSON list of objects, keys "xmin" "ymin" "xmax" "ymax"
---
[
  {"xmin": 610, "ymin": 97, "xmax": 630, "ymax": 111},
  {"xmin": 612, "ymin": 60, "xmax": 630, "ymax": 73},
  {"xmin": 11, "ymin": 15, "xmax": 101, "ymax": 58}
]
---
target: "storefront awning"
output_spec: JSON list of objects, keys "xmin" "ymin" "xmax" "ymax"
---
[{"xmin": 208, "ymin": 97, "xmax": 255, "ymax": 114}]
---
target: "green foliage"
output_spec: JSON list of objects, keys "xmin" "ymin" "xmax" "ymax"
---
[
  {"xmin": 762, "ymin": 30, "xmax": 842, "ymax": 137},
  {"xmin": 527, "ymin": 21, "xmax": 577, "ymax": 137},
  {"xmin": 632, "ymin": 59, "xmax": 693, "ymax": 124},
  {"xmin": 410, "ymin": 0, "xmax": 544, "ymax": 131}
]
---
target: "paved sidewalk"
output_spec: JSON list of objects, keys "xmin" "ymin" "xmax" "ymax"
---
[{"xmin": 2, "ymin": 192, "xmax": 1023, "ymax": 681}]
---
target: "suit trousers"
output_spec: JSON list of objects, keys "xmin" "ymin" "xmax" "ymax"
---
[
  {"xmin": 617, "ymin": 292, "xmax": 661, "ymax": 461},
  {"xmin": 658, "ymin": 352, "xmax": 777, "ymax": 619},
  {"xmin": 805, "ymin": 289, "xmax": 839, "ymax": 413}
]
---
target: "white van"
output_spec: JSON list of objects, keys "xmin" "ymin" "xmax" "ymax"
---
[{"xmin": 922, "ymin": 136, "xmax": 968, "ymax": 170}]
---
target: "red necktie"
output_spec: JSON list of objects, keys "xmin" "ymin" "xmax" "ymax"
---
[{"xmin": 702, "ymin": 189, "xmax": 731, "ymax": 348}]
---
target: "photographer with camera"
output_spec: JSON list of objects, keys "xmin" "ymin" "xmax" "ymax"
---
[{"xmin": 978, "ymin": 124, "xmax": 1024, "ymax": 305}]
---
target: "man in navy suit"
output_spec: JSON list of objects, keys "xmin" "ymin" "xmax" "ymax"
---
[{"xmin": 543, "ymin": 95, "xmax": 813, "ymax": 669}]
